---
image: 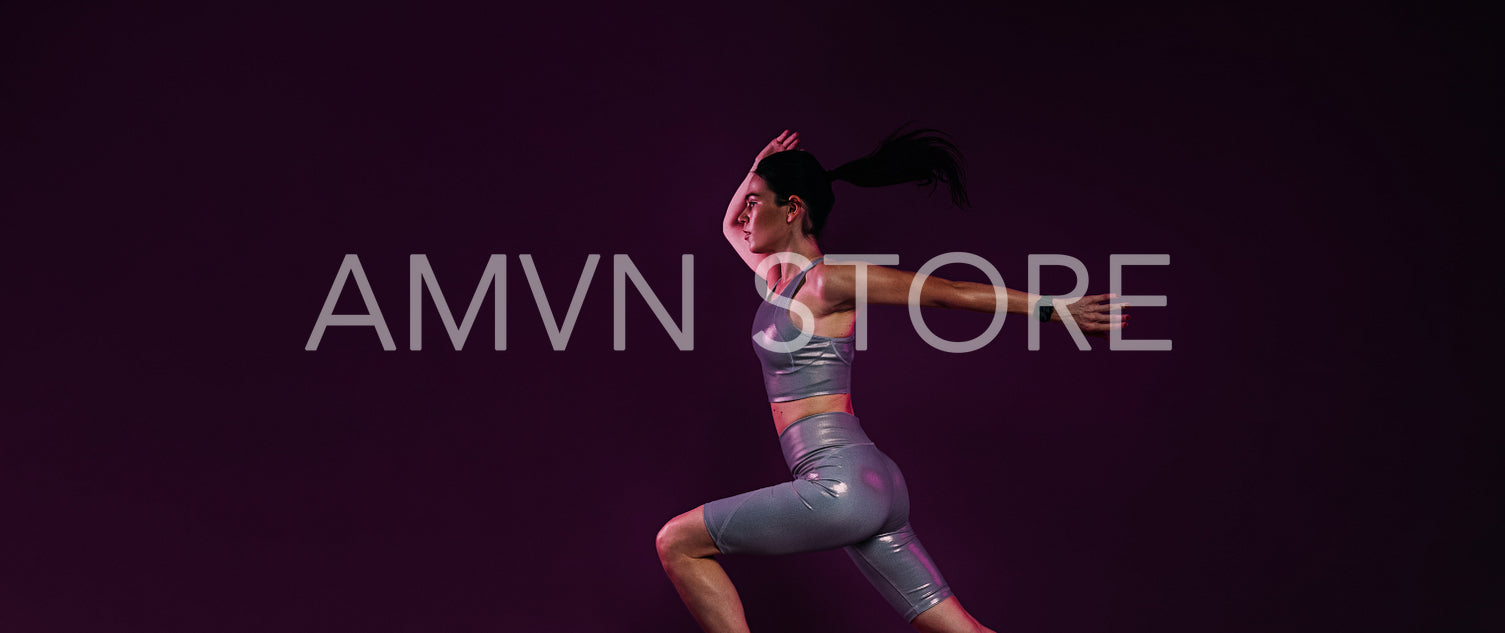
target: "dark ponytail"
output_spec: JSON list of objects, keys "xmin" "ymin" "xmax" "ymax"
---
[
  {"xmin": 826, "ymin": 123, "xmax": 971, "ymax": 209},
  {"xmin": 753, "ymin": 122, "xmax": 971, "ymax": 239}
]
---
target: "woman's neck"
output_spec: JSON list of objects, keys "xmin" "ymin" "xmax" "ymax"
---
[
  {"xmin": 767, "ymin": 237, "xmax": 823, "ymax": 279},
  {"xmin": 769, "ymin": 252, "xmax": 823, "ymax": 292}
]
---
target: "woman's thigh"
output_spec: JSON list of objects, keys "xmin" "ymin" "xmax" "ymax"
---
[
  {"xmin": 703, "ymin": 448, "xmax": 896, "ymax": 556},
  {"xmin": 844, "ymin": 522, "xmax": 954, "ymax": 622}
]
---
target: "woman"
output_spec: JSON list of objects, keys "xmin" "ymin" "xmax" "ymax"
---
[{"xmin": 655, "ymin": 127, "xmax": 1128, "ymax": 633}]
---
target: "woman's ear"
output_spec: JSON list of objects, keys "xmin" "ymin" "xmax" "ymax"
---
[{"xmin": 787, "ymin": 196, "xmax": 813, "ymax": 233}]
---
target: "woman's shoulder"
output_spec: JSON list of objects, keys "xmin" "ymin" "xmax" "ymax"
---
[{"xmin": 801, "ymin": 262, "xmax": 855, "ymax": 314}]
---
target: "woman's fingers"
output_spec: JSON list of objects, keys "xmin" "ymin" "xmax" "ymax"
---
[
  {"xmin": 1059, "ymin": 294, "xmax": 1129, "ymax": 337},
  {"xmin": 755, "ymin": 130, "xmax": 798, "ymax": 164},
  {"xmin": 1092, "ymin": 301, "xmax": 1131, "ymax": 314},
  {"xmin": 1065, "ymin": 293, "xmax": 1110, "ymax": 308},
  {"xmin": 764, "ymin": 130, "xmax": 799, "ymax": 152},
  {"xmin": 1075, "ymin": 312, "xmax": 1131, "ymax": 326},
  {"xmin": 1086, "ymin": 311, "xmax": 1130, "ymax": 323},
  {"xmin": 1083, "ymin": 321, "xmax": 1127, "ymax": 337}
]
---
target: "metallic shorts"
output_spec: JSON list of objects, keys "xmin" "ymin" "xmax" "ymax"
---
[{"xmin": 701, "ymin": 411, "xmax": 954, "ymax": 621}]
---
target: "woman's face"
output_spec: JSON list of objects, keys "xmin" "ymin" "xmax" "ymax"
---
[{"xmin": 737, "ymin": 175, "xmax": 796, "ymax": 253}]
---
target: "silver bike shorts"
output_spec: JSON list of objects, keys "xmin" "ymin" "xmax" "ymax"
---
[{"xmin": 702, "ymin": 411, "xmax": 954, "ymax": 621}]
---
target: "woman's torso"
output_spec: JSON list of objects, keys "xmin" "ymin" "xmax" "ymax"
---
[
  {"xmin": 771, "ymin": 394, "xmax": 853, "ymax": 436},
  {"xmin": 753, "ymin": 258, "xmax": 859, "ymax": 435}
]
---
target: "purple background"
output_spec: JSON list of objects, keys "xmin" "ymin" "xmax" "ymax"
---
[{"xmin": 3, "ymin": 2, "xmax": 1497, "ymax": 632}]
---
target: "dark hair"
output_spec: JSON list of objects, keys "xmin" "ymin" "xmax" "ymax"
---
[{"xmin": 752, "ymin": 122, "xmax": 971, "ymax": 238}]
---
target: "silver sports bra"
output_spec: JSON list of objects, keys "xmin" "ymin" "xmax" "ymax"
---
[{"xmin": 750, "ymin": 256, "xmax": 856, "ymax": 403}]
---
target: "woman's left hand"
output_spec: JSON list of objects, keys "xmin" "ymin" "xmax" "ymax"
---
[
  {"xmin": 752, "ymin": 129, "xmax": 801, "ymax": 169},
  {"xmin": 1056, "ymin": 294, "xmax": 1130, "ymax": 338}
]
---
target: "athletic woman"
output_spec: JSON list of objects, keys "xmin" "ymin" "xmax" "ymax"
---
[{"xmin": 655, "ymin": 127, "xmax": 1128, "ymax": 633}]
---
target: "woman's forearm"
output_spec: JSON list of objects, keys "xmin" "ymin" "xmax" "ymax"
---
[
  {"xmin": 944, "ymin": 280, "xmax": 1042, "ymax": 316},
  {"xmin": 722, "ymin": 169, "xmax": 757, "ymax": 232}
]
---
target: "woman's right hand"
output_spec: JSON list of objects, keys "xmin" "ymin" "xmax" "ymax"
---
[
  {"xmin": 1057, "ymin": 294, "xmax": 1130, "ymax": 338},
  {"xmin": 752, "ymin": 129, "xmax": 800, "ymax": 170}
]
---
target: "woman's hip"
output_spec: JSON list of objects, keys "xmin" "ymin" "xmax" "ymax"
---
[{"xmin": 779, "ymin": 411, "xmax": 878, "ymax": 470}]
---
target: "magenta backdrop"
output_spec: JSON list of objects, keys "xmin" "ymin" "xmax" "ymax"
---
[{"xmin": 3, "ymin": 2, "xmax": 1497, "ymax": 632}]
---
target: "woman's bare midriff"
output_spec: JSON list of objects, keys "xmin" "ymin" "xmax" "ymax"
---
[{"xmin": 771, "ymin": 393, "xmax": 854, "ymax": 436}]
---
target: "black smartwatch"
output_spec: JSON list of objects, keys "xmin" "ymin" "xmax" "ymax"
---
[{"xmin": 1036, "ymin": 296, "xmax": 1055, "ymax": 323}]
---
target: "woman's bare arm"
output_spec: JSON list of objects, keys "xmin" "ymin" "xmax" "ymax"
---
[
  {"xmin": 818, "ymin": 262, "xmax": 1129, "ymax": 336},
  {"xmin": 722, "ymin": 130, "xmax": 800, "ymax": 272},
  {"xmin": 721, "ymin": 170, "xmax": 763, "ymax": 272}
]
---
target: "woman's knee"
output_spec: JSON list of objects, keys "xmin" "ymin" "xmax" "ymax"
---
[{"xmin": 656, "ymin": 506, "xmax": 717, "ymax": 562}]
